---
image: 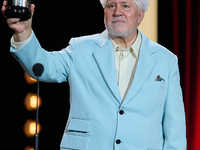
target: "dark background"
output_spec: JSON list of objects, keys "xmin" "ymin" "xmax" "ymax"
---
[{"xmin": 0, "ymin": 0, "xmax": 178, "ymax": 149}]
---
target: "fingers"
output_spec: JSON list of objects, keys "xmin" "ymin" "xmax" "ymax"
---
[
  {"xmin": 1, "ymin": 6, "xmax": 5, "ymax": 15},
  {"xmin": 3, "ymin": 0, "xmax": 7, "ymax": 7},
  {"xmin": 30, "ymin": 4, "xmax": 35, "ymax": 16},
  {"xmin": 6, "ymin": 18, "xmax": 20, "ymax": 29},
  {"xmin": 1, "ymin": 2, "xmax": 35, "ymax": 18},
  {"xmin": 1, "ymin": 1, "xmax": 7, "ymax": 16},
  {"xmin": 7, "ymin": 18, "xmax": 20, "ymax": 25},
  {"xmin": 3, "ymin": 0, "xmax": 7, "ymax": 5},
  {"xmin": 2, "ymin": 1, "xmax": 34, "ymax": 33}
]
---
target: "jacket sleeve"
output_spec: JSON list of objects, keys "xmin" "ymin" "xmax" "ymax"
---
[
  {"xmin": 163, "ymin": 56, "xmax": 187, "ymax": 149},
  {"xmin": 10, "ymin": 31, "xmax": 74, "ymax": 83}
]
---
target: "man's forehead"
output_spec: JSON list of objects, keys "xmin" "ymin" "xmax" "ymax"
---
[{"xmin": 106, "ymin": 0, "xmax": 133, "ymax": 4}]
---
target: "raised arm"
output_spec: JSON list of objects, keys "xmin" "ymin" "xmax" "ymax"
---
[{"xmin": 2, "ymin": 1, "xmax": 73, "ymax": 83}]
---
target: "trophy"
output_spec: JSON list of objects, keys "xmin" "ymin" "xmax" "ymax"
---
[{"xmin": 4, "ymin": 0, "xmax": 31, "ymax": 21}]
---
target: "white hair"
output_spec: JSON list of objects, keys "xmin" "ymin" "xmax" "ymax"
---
[{"xmin": 100, "ymin": 0, "xmax": 149, "ymax": 12}]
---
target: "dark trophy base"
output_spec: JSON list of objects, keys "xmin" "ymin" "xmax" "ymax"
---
[{"xmin": 4, "ymin": 6, "xmax": 31, "ymax": 21}]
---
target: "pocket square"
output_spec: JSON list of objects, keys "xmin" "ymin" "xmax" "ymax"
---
[{"xmin": 155, "ymin": 75, "xmax": 165, "ymax": 81}]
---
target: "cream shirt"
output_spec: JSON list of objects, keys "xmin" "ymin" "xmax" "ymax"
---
[
  {"xmin": 11, "ymin": 30, "xmax": 142, "ymax": 100},
  {"xmin": 11, "ymin": 32, "xmax": 33, "ymax": 50},
  {"xmin": 111, "ymin": 31, "xmax": 142, "ymax": 99}
]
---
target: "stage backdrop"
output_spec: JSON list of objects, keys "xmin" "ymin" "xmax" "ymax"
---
[{"xmin": 159, "ymin": 0, "xmax": 200, "ymax": 149}]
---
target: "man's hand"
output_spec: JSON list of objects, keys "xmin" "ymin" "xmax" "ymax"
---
[{"xmin": 1, "ymin": 0, "xmax": 35, "ymax": 42}]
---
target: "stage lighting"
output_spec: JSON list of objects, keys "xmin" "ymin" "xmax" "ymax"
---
[
  {"xmin": 24, "ymin": 72, "xmax": 37, "ymax": 84},
  {"xmin": 138, "ymin": 0, "xmax": 158, "ymax": 42},
  {"xmin": 24, "ymin": 93, "xmax": 42, "ymax": 111},
  {"xmin": 23, "ymin": 119, "xmax": 41, "ymax": 138},
  {"xmin": 24, "ymin": 146, "xmax": 34, "ymax": 150}
]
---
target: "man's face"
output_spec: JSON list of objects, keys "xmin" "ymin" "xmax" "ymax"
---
[{"xmin": 104, "ymin": 0, "xmax": 144, "ymax": 38}]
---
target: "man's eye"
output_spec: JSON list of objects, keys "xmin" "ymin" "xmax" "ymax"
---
[
  {"xmin": 123, "ymin": 5, "xmax": 129, "ymax": 9},
  {"xmin": 108, "ymin": 4, "xmax": 115, "ymax": 8}
]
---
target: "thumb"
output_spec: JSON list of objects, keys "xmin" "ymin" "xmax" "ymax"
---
[{"xmin": 30, "ymin": 4, "xmax": 35, "ymax": 16}]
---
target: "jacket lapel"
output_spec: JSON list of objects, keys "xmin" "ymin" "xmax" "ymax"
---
[
  {"xmin": 92, "ymin": 30, "xmax": 157, "ymax": 105},
  {"xmin": 93, "ymin": 30, "xmax": 121, "ymax": 103},
  {"xmin": 122, "ymin": 32, "xmax": 157, "ymax": 106}
]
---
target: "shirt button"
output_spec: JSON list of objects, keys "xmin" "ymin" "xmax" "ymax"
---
[
  {"xmin": 116, "ymin": 139, "xmax": 121, "ymax": 144},
  {"xmin": 119, "ymin": 110, "xmax": 124, "ymax": 115}
]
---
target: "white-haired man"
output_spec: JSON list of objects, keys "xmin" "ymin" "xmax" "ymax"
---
[{"xmin": 2, "ymin": 0, "xmax": 186, "ymax": 149}]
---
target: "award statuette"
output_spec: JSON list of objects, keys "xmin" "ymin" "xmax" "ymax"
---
[{"xmin": 4, "ymin": 0, "xmax": 31, "ymax": 21}]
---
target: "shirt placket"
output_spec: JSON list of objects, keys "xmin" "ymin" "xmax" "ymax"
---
[
  {"xmin": 117, "ymin": 47, "xmax": 130, "ymax": 87},
  {"xmin": 118, "ymin": 51, "xmax": 124, "ymax": 85}
]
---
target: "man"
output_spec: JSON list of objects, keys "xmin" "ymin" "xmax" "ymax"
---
[{"xmin": 2, "ymin": 0, "xmax": 186, "ymax": 149}]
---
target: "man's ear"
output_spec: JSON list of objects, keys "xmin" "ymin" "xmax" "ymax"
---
[{"xmin": 138, "ymin": 9, "xmax": 145, "ymax": 25}]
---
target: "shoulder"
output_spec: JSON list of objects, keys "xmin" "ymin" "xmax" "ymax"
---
[
  {"xmin": 155, "ymin": 43, "xmax": 177, "ymax": 67},
  {"xmin": 69, "ymin": 33, "xmax": 101, "ymax": 47},
  {"xmin": 153, "ymin": 41, "xmax": 175, "ymax": 57},
  {"xmin": 140, "ymin": 31, "xmax": 176, "ymax": 61}
]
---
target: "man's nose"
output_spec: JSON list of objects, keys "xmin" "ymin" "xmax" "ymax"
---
[{"xmin": 113, "ymin": 5, "xmax": 123, "ymax": 17}]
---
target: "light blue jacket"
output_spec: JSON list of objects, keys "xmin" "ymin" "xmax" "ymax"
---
[{"xmin": 10, "ymin": 30, "xmax": 186, "ymax": 150}]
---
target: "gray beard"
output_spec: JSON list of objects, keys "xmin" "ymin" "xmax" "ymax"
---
[{"xmin": 105, "ymin": 24, "xmax": 136, "ymax": 38}]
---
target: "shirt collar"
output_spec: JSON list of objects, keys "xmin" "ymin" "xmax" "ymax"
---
[{"xmin": 110, "ymin": 30, "xmax": 142, "ymax": 58}]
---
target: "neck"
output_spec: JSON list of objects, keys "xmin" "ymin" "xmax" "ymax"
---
[{"xmin": 109, "ymin": 29, "xmax": 138, "ymax": 49}]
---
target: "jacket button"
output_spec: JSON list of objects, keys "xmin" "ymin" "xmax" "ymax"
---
[
  {"xmin": 116, "ymin": 139, "xmax": 121, "ymax": 144},
  {"xmin": 119, "ymin": 110, "xmax": 124, "ymax": 115}
]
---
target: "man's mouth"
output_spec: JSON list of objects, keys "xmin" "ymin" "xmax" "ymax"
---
[
  {"xmin": 112, "ymin": 20, "xmax": 125, "ymax": 23},
  {"xmin": 111, "ymin": 18, "xmax": 127, "ymax": 25}
]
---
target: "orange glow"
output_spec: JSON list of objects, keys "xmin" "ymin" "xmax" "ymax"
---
[
  {"xmin": 24, "ymin": 72, "xmax": 37, "ymax": 84},
  {"xmin": 24, "ymin": 93, "xmax": 42, "ymax": 111},
  {"xmin": 24, "ymin": 146, "xmax": 34, "ymax": 150},
  {"xmin": 23, "ymin": 119, "xmax": 41, "ymax": 138},
  {"xmin": 30, "ymin": 95, "xmax": 37, "ymax": 109}
]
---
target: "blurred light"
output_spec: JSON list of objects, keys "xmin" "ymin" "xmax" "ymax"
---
[
  {"xmin": 24, "ymin": 146, "xmax": 34, "ymax": 150},
  {"xmin": 24, "ymin": 72, "xmax": 37, "ymax": 84},
  {"xmin": 24, "ymin": 93, "xmax": 42, "ymax": 111},
  {"xmin": 23, "ymin": 119, "xmax": 41, "ymax": 138},
  {"xmin": 138, "ymin": 0, "xmax": 158, "ymax": 42}
]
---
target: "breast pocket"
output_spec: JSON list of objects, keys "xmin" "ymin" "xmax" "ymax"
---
[
  {"xmin": 60, "ymin": 118, "xmax": 91, "ymax": 150},
  {"xmin": 144, "ymin": 80, "xmax": 166, "ymax": 88},
  {"xmin": 142, "ymin": 80, "xmax": 166, "ymax": 103}
]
